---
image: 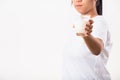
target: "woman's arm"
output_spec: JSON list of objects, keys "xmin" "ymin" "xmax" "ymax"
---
[
  {"xmin": 82, "ymin": 35, "xmax": 104, "ymax": 55},
  {"xmin": 76, "ymin": 20, "xmax": 104, "ymax": 55}
]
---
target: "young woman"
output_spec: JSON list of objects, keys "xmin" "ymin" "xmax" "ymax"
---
[{"xmin": 62, "ymin": 0, "xmax": 112, "ymax": 80}]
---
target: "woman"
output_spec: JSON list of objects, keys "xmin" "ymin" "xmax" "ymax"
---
[{"xmin": 62, "ymin": 0, "xmax": 112, "ymax": 80}]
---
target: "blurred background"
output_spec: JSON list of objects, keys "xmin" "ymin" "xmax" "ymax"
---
[{"xmin": 0, "ymin": 0, "xmax": 119, "ymax": 80}]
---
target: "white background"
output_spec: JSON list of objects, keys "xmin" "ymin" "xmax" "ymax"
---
[
  {"xmin": 103, "ymin": 0, "xmax": 120, "ymax": 80},
  {"xmin": 0, "ymin": 0, "xmax": 120, "ymax": 80}
]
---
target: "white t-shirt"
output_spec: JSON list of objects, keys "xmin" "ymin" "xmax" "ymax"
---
[{"xmin": 62, "ymin": 16, "xmax": 112, "ymax": 80}]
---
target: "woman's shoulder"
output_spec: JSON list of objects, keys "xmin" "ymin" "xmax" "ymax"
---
[
  {"xmin": 92, "ymin": 15, "xmax": 108, "ymax": 28},
  {"xmin": 91, "ymin": 15, "xmax": 106, "ymax": 22},
  {"xmin": 91, "ymin": 15, "xmax": 110, "ymax": 33}
]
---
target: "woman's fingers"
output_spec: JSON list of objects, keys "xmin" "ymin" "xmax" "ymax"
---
[
  {"xmin": 76, "ymin": 33, "xmax": 85, "ymax": 37},
  {"xmin": 89, "ymin": 19, "xmax": 94, "ymax": 24},
  {"xmin": 85, "ymin": 24, "xmax": 93, "ymax": 31},
  {"xmin": 84, "ymin": 20, "xmax": 93, "ymax": 35},
  {"xmin": 85, "ymin": 27, "xmax": 92, "ymax": 32},
  {"xmin": 86, "ymin": 24, "xmax": 93, "ymax": 29},
  {"xmin": 75, "ymin": 19, "xmax": 94, "ymax": 36}
]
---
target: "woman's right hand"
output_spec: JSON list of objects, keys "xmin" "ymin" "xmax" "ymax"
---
[{"xmin": 73, "ymin": 19, "xmax": 93, "ymax": 37}]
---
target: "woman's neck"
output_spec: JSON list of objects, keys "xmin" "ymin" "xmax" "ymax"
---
[{"xmin": 82, "ymin": 8, "xmax": 98, "ymax": 18}]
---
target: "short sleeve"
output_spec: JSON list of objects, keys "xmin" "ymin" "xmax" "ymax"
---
[
  {"xmin": 91, "ymin": 16, "xmax": 112, "ymax": 64},
  {"xmin": 91, "ymin": 17, "xmax": 108, "ymax": 47}
]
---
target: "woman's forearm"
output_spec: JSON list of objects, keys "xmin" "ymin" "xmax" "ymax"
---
[{"xmin": 82, "ymin": 34, "xmax": 104, "ymax": 55}]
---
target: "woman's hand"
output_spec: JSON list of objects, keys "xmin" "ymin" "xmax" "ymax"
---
[{"xmin": 76, "ymin": 19, "xmax": 93, "ymax": 37}]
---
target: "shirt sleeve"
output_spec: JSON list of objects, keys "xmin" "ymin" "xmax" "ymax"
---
[
  {"xmin": 91, "ymin": 18, "xmax": 112, "ymax": 64},
  {"xmin": 91, "ymin": 19, "xmax": 108, "ymax": 47}
]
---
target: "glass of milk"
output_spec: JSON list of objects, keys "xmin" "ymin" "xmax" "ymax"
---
[{"xmin": 73, "ymin": 15, "xmax": 90, "ymax": 33}]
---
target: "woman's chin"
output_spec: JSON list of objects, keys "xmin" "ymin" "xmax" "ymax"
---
[{"xmin": 76, "ymin": 10, "xmax": 86, "ymax": 15}]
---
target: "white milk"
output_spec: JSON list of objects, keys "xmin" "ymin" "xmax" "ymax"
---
[{"xmin": 74, "ymin": 15, "xmax": 90, "ymax": 33}]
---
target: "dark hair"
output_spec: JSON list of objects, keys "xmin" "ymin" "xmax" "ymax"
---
[{"xmin": 96, "ymin": 0, "xmax": 102, "ymax": 15}]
